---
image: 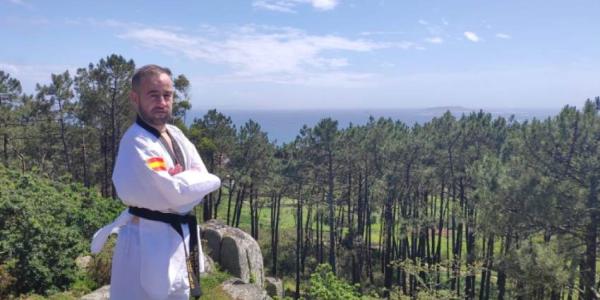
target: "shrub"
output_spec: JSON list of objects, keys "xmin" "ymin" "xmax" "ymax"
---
[
  {"xmin": 307, "ymin": 264, "xmax": 363, "ymax": 300},
  {"xmin": 0, "ymin": 166, "xmax": 123, "ymax": 296}
]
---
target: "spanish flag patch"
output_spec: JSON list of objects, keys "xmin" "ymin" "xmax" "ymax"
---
[{"xmin": 146, "ymin": 157, "xmax": 167, "ymax": 171}]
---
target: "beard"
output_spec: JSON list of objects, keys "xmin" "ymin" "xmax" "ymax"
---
[{"xmin": 138, "ymin": 106, "xmax": 172, "ymax": 127}]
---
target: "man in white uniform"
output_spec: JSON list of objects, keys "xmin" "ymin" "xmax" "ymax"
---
[{"xmin": 91, "ymin": 65, "xmax": 221, "ymax": 299}]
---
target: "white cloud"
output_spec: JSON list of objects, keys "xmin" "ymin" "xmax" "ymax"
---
[
  {"xmin": 253, "ymin": 0, "xmax": 339, "ymax": 13},
  {"xmin": 117, "ymin": 25, "xmax": 392, "ymax": 86},
  {"xmin": 85, "ymin": 18, "xmax": 148, "ymax": 29},
  {"xmin": 390, "ymin": 41, "xmax": 418, "ymax": 49},
  {"xmin": 83, "ymin": 19, "xmax": 419, "ymax": 87},
  {"xmin": 425, "ymin": 37, "xmax": 443, "ymax": 44},
  {"xmin": 464, "ymin": 31, "xmax": 480, "ymax": 42},
  {"xmin": 120, "ymin": 28, "xmax": 197, "ymax": 48},
  {"xmin": 359, "ymin": 31, "xmax": 404, "ymax": 36},
  {"xmin": 0, "ymin": 62, "xmax": 76, "ymax": 93},
  {"xmin": 252, "ymin": 1, "xmax": 296, "ymax": 13},
  {"xmin": 224, "ymin": 71, "xmax": 377, "ymax": 87},
  {"xmin": 7, "ymin": 0, "xmax": 32, "ymax": 8},
  {"xmin": 418, "ymin": 19, "xmax": 428, "ymax": 25},
  {"xmin": 85, "ymin": 18, "xmax": 182, "ymax": 33},
  {"xmin": 496, "ymin": 33, "xmax": 511, "ymax": 39},
  {"xmin": 311, "ymin": 0, "xmax": 338, "ymax": 10}
]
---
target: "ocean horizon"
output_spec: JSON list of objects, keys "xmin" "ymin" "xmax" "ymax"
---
[{"xmin": 187, "ymin": 107, "xmax": 561, "ymax": 145}]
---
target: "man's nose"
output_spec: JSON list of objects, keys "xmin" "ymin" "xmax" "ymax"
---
[{"xmin": 156, "ymin": 96, "xmax": 169, "ymax": 105}]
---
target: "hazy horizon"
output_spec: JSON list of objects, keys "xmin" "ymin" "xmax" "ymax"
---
[
  {"xmin": 190, "ymin": 104, "xmax": 568, "ymax": 111},
  {"xmin": 187, "ymin": 106, "xmax": 560, "ymax": 144}
]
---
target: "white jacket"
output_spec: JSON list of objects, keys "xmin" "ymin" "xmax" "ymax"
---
[{"xmin": 91, "ymin": 118, "xmax": 221, "ymax": 299}]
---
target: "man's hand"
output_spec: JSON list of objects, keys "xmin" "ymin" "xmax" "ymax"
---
[{"xmin": 168, "ymin": 164, "xmax": 183, "ymax": 176}]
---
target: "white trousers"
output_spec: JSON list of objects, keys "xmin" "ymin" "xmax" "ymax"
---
[{"xmin": 109, "ymin": 223, "xmax": 190, "ymax": 300}]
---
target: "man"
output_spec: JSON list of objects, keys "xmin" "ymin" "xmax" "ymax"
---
[{"xmin": 91, "ymin": 65, "xmax": 221, "ymax": 299}]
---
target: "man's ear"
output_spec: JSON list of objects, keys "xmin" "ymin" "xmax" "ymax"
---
[{"xmin": 130, "ymin": 90, "xmax": 139, "ymax": 106}]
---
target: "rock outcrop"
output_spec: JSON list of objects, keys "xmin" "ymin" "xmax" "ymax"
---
[
  {"xmin": 265, "ymin": 276, "xmax": 284, "ymax": 298},
  {"xmin": 201, "ymin": 252, "xmax": 216, "ymax": 276},
  {"xmin": 220, "ymin": 278, "xmax": 271, "ymax": 300},
  {"xmin": 80, "ymin": 285, "xmax": 110, "ymax": 300},
  {"xmin": 75, "ymin": 255, "xmax": 92, "ymax": 270},
  {"xmin": 201, "ymin": 219, "xmax": 265, "ymax": 287},
  {"xmin": 82, "ymin": 220, "xmax": 277, "ymax": 299}
]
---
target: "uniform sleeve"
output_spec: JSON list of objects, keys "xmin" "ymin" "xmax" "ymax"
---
[{"xmin": 112, "ymin": 135, "xmax": 221, "ymax": 211}]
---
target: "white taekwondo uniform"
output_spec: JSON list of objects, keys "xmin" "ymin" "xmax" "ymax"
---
[{"xmin": 91, "ymin": 117, "xmax": 221, "ymax": 300}]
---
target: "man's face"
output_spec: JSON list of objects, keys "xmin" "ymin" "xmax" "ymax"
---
[{"xmin": 131, "ymin": 73, "xmax": 174, "ymax": 128}]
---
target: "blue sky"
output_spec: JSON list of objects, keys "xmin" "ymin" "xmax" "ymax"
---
[{"xmin": 1, "ymin": 0, "xmax": 599, "ymax": 110}]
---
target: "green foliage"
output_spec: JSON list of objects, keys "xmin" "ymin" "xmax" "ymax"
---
[
  {"xmin": 0, "ymin": 70, "xmax": 22, "ymax": 97},
  {"xmin": 199, "ymin": 267, "xmax": 234, "ymax": 300},
  {"xmin": 0, "ymin": 166, "xmax": 123, "ymax": 296},
  {"xmin": 388, "ymin": 258, "xmax": 463, "ymax": 299},
  {"xmin": 189, "ymin": 109, "xmax": 237, "ymax": 175},
  {"xmin": 68, "ymin": 271, "xmax": 96, "ymax": 295},
  {"xmin": 500, "ymin": 239, "xmax": 573, "ymax": 297},
  {"xmin": 86, "ymin": 236, "xmax": 116, "ymax": 287},
  {"xmin": 391, "ymin": 289, "xmax": 458, "ymax": 300},
  {"xmin": 307, "ymin": 264, "xmax": 365, "ymax": 300}
]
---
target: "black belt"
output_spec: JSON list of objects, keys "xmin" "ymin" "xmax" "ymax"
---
[{"xmin": 128, "ymin": 206, "xmax": 202, "ymax": 298}]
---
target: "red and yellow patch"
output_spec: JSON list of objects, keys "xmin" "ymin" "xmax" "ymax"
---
[{"xmin": 146, "ymin": 157, "xmax": 167, "ymax": 171}]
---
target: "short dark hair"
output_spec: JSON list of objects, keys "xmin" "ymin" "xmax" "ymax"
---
[{"xmin": 131, "ymin": 64, "xmax": 172, "ymax": 91}]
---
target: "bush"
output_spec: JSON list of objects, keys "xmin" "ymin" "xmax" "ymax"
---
[
  {"xmin": 307, "ymin": 264, "xmax": 365, "ymax": 300},
  {"xmin": 87, "ymin": 236, "xmax": 116, "ymax": 287},
  {"xmin": 0, "ymin": 166, "xmax": 123, "ymax": 296}
]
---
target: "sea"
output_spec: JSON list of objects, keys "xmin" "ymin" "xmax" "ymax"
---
[{"xmin": 187, "ymin": 107, "xmax": 560, "ymax": 145}]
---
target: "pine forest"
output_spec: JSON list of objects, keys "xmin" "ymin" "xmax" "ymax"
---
[{"xmin": 1, "ymin": 55, "xmax": 600, "ymax": 300}]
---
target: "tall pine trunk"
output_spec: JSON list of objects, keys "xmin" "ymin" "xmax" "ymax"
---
[
  {"xmin": 295, "ymin": 185, "xmax": 303, "ymax": 299},
  {"xmin": 327, "ymin": 150, "xmax": 336, "ymax": 273},
  {"xmin": 383, "ymin": 188, "xmax": 395, "ymax": 297},
  {"xmin": 226, "ymin": 179, "xmax": 235, "ymax": 225},
  {"xmin": 581, "ymin": 177, "xmax": 598, "ymax": 300},
  {"xmin": 270, "ymin": 192, "xmax": 281, "ymax": 276},
  {"xmin": 497, "ymin": 233, "xmax": 512, "ymax": 300},
  {"xmin": 57, "ymin": 98, "xmax": 72, "ymax": 176}
]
